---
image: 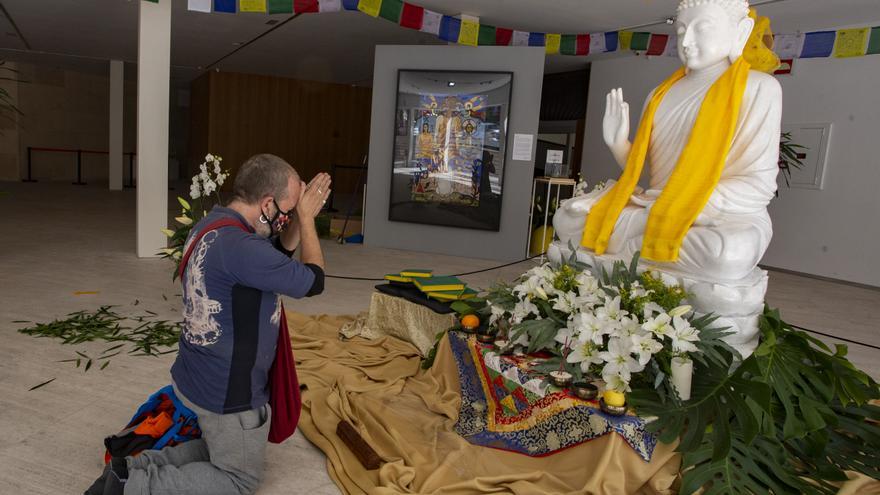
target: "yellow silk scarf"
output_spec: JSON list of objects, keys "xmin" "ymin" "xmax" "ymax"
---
[{"xmin": 581, "ymin": 57, "xmax": 751, "ymax": 262}]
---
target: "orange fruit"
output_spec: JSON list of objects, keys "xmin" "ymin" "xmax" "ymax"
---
[{"xmin": 461, "ymin": 314, "xmax": 480, "ymax": 329}]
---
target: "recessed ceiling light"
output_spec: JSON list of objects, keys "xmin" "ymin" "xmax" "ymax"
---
[{"xmin": 447, "ymin": 81, "xmax": 455, "ymax": 87}]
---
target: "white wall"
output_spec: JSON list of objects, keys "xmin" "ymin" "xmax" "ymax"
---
[{"xmin": 581, "ymin": 53, "xmax": 880, "ymax": 287}]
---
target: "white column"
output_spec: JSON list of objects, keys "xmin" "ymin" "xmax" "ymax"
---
[
  {"xmin": 108, "ymin": 60, "xmax": 124, "ymax": 191},
  {"xmin": 136, "ymin": 0, "xmax": 171, "ymax": 257}
]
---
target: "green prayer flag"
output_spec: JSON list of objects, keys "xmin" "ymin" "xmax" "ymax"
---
[
  {"xmin": 867, "ymin": 26, "xmax": 880, "ymax": 55},
  {"xmin": 631, "ymin": 32, "xmax": 650, "ymax": 51},
  {"xmin": 478, "ymin": 24, "xmax": 496, "ymax": 45},
  {"xmin": 268, "ymin": 0, "xmax": 292, "ymax": 13},
  {"xmin": 379, "ymin": 0, "xmax": 402, "ymax": 23},
  {"xmin": 560, "ymin": 34, "xmax": 577, "ymax": 55}
]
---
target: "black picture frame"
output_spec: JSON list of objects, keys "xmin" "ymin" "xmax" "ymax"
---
[{"xmin": 388, "ymin": 69, "xmax": 513, "ymax": 231}]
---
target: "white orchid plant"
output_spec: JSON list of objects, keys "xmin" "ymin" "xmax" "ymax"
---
[
  {"xmin": 453, "ymin": 252, "xmax": 732, "ymax": 396},
  {"xmin": 158, "ymin": 153, "xmax": 230, "ymax": 279}
]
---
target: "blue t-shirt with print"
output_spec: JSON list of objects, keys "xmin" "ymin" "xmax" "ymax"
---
[{"xmin": 171, "ymin": 206, "xmax": 316, "ymax": 414}]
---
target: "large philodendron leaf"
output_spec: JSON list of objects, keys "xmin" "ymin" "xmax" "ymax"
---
[
  {"xmin": 680, "ymin": 432, "xmax": 809, "ymax": 495},
  {"xmin": 629, "ymin": 351, "xmax": 772, "ymax": 459}
]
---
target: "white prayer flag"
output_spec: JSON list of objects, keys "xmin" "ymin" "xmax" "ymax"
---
[
  {"xmin": 188, "ymin": 0, "xmax": 211, "ymax": 12},
  {"xmin": 589, "ymin": 33, "xmax": 607, "ymax": 53},
  {"xmin": 512, "ymin": 30, "xmax": 530, "ymax": 46},
  {"xmin": 663, "ymin": 34, "xmax": 679, "ymax": 57},
  {"xmin": 774, "ymin": 33, "xmax": 805, "ymax": 59},
  {"xmin": 420, "ymin": 9, "xmax": 442, "ymax": 36},
  {"xmin": 318, "ymin": 0, "xmax": 341, "ymax": 12}
]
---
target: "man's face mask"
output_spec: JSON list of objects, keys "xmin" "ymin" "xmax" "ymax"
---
[{"xmin": 262, "ymin": 198, "xmax": 294, "ymax": 236}]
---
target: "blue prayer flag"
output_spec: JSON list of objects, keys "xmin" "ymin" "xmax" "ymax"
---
[
  {"xmin": 214, "ymin": 0, "xmax": 235, "ymax": 13},
  {"xmin": 342, "ymin": 0, "xmax": 359, "ymax": 10},
  {"xmin": 801, "ymin": 31, "xmax": 836, "ymax": 58},
  {"xmin": 605, "ymin": 31, "xmax": 619, "ymax": 52},
  {"xmin": 439, "ymin": 16, "xmax": 461, "ymax": 43},
  {"xmin": 528, "ymin": 32, "xmax": 545, "ymax": 47}
]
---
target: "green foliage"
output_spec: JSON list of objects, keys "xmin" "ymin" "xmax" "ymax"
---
[
  {"xmin": 778, "ymin": 131, "xmax": 807, "ymax": 189},
  {"xmin": 629, "ymin": 306, "xmax": 880, "ymax": 494}
]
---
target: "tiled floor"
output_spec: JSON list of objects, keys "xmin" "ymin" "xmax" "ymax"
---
[{"xmin": 0, "ymin": 181, "xmax": 877, "ymax": 494}]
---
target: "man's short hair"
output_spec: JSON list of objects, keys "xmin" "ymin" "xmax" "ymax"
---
[{"xmin": 232, "ymin": 154, "xmax": 299, "ymax": 204}]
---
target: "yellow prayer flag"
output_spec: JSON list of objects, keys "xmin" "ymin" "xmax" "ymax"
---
[
  {"xmin": 619, "ymin": 31, "xmax": 634, "ymax": 51},
  {"xmin": 357, "ymin": 0, "xmax": 381, "ymax": 17},
  {"xmin": 459, "ymin": 17, "xmax": 479, "ymax": 46},
  {"xmin": 239, "ymin": 0, "xmax": 267, "ymax": 12},
  {"xmin": 545, "ymin": 33, "xmax": 561, "ymax": 54},
  {"xmin": 834, "ymin": 28, "xmax": 869, "ymax": 58}
]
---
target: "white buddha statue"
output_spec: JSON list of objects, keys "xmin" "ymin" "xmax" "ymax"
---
[{"xmin": 550, "ymin": 0, "xmax": 782, "ymax": 357}]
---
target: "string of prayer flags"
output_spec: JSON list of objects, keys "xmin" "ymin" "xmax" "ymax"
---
[
  {"xmin": 800, "ymin": 31, "xmax": 836, "ymax": 58},
  {"xmin": 545, "ymin": 33, "xmax": 561, "ymax": 54},
  {"xmin": 266, "ymin": 0, "xmax": 294, "ymax": 14},
  {"xmin": 188, "ymin": 0, "xmax": 212, "ymax": 13},
  {"xmin": 495, "ymin": 27, "xmax": 513, "ymax": 46},
  {"xmin": 399, "ymin": 2, "xmax": 423, "ymax": 30},
  {"xmin": 512, "ymin": 30, "xmax": 529, "ymax": 46},
  {"xmin": 177, "ymin": 0, "xmax": 880, "ymax": 63},
  {"xmin": 834, "ymin": 27, "xmax": 869, "ymax": 58},
  {"xmin": 869, "ymin": 27, "xmax": 880, "ymax": 55},
  {"xmin": 213, "ymin": 0, "xmax": 235, "ymax": 13},
  {"xmin": 419, "ymin": 8, "xmax": 442, "ymax": 35},
  {"xmin": 477, "ymin": 24, "xmax": 496, "ymax": 45},
  {"xmin": 528, "ymin": 32, "xmax": 546, "ymax": 47},
  {"xmin": 439, "ymin": 15, "xmax": 460, "ymax": 43},
  {"xmin": 458, "ymin": 15, "xmax": 479, "ymax": 46},
  {"xmin": 357, "ymin": 0, "xmax": 381, "ymax": 17},
  {"xmin": 239, "ymin": 0, "xmax": 267, "ymax": 12}
]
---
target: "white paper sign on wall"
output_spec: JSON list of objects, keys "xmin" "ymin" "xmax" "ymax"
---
[
  {"xmin": 512, "ymin": 133, "xmax": 534, "ymax": 161},
  {"xmin": 546, "ymin": 150, "xmax": 564, "ymax": 164}
]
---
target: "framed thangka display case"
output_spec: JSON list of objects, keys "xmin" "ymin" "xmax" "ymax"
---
[{"xmin": 389, "ymin": 70, "xmax": 512, "ymax": 231}]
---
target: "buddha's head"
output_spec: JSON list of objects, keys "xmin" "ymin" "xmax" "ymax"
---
[{"xmin": 675, "ymin": 0, "xmax": 755, "ymax": 71}]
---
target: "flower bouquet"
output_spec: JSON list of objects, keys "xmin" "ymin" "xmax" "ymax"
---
[{"xmin": 158, "ymin": 153, "xmax": 230, "ymax": 279}]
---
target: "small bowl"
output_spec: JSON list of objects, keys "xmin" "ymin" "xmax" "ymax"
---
[
  {"xmin": 572, "ymin": 382, "xmax": 598, "ymax": 400},
  {"xmin": 476, "ymin": 333, "xmax": 496, "ymax": 344},
  {"xmin": 549, "ymin": 371, "xmax": 573, "ymax": 388},
  {"xmin": 599, "ymin": 398, "xmax": 627, "ymax": 416}
]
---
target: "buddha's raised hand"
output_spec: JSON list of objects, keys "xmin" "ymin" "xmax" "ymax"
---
[{"xmin": 603, "ymin": 88, "xmax": 632, "ymax": 169}]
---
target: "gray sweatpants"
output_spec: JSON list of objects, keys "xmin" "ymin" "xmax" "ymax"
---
[{"xmin": 124, "ymin": 383, "xmax": 270, "ymax": 495}]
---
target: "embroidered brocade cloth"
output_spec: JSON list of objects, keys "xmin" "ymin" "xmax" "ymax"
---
[{"xmin": 449, "ymin": 331, "xmax": 658, "ymax": 461}]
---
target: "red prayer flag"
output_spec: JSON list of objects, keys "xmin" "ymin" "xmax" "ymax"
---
[
  {"xmin": 399, "ymin": 2, "xmax": 423, "ymax": 30},
  {"xmin": 294, "ymin": 0, "xmax": 318, "ymax": 13},
  {"xmin": 576, "ymin": 34, "xmax": 590, "ymax": 55},
  {"xmin": 495, "ymin": 27, "xmax": 513, "ymax": 46},
  {"xmin": 646, "ymin": 34, "xmax": 669, "ymax": 56}
]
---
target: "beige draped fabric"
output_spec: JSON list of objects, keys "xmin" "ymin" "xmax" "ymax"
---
[{"xmin": 289, "ymin": 312, "xmax": 681, "ymax": 494}]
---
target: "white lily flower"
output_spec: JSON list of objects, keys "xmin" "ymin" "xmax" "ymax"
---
[
  {"xmin": 567, "ymin": 338, "xmax": 604, "ymax": 373},
  {"xmin": 161, "ymin": 228, "xmax": 176, "ymax": 238},
  {"xmin": 572, "ymin": 312, "xmax": 612, "ymax": 345},
  {"xmin": 555, "ymin": 325, "xmax": 575, "ymax": 347},
  {"xmin": 552, "ymin": 291, "xmax": 577, "ymax": 314},
  {"xmin": 175, "ymin": 216, "xmax": 192, "ymax": 226},
  {"xmin": 670, "ymin": 315, "xmax": 700, "ymax": 354},
  {"xmin": 488, "ymin": 303, "xmax": 507, "ymax": 325},
  {"xmin": 599, "ymin": 337, "xmax": 644, "ymax": 379},
  {"xmin": 642, "ymin": 312, "xmax": 673, "ymax": 339},
  {"xmin": 617, "ymin": 315, "xmax": 643, "ymax": 338},
  {"xmin": 602, "ymin": 371, "xmax": 631, "ymax": 393},
  {"xmin": 511, "ymin": 299, "xmax": 539, "ymax": 324},
  {"xmin": 669, "ymin": 305, "xmax": 693, "ymax": 318},
  {"xmin": 597, "ymin": 295, "xmax": 628, "ymax": 321},
  {"xmin": 642, "ymin": 301, "xmax": 665, "ymax": 319},
  {"xmin": 631, "ymin": 332, "xmax": 664, "ymax": 366}
]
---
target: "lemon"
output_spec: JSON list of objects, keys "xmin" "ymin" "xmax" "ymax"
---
[{"xmin": 603, "ymin": 390, "xmax": 626, "ymax": 407}]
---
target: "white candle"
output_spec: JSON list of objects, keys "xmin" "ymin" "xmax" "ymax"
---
[{"xmin": 671, "ymin": 357, "xmax": 694, "ymax": 401}]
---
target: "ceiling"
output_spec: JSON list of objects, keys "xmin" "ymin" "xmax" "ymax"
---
[{"xmin": 0, "ymin": 0, "xmax": 878, "ymax": 88}]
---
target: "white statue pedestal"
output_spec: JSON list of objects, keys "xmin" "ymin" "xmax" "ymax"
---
[{"xmin": 547, "ymin": 241, "xmax": 765, "ymax": 358}]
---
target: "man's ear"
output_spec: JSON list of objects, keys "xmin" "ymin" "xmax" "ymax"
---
[
  {"xmin": 730, "ymin": 16, "xmax": 756, "ymax": 62},
  {"xmin": 260, "ymin": 196, "xmax": 274, "ymax": 215}
]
